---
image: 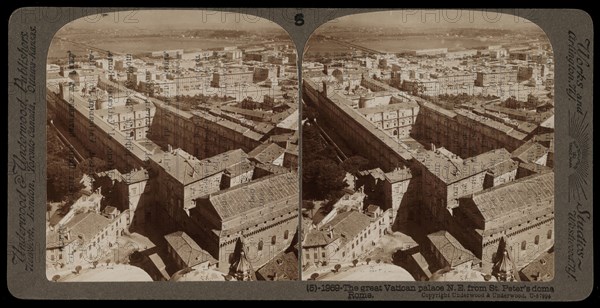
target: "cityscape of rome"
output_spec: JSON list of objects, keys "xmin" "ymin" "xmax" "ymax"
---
[
  {"xmin": 300, "ymin": 11, "xmax": 554, "ymax": 282},
  {"xmin": 46, "ymin": 9, "xmax": 554, "ymax": 283},
  {"xmin": 46, "ymin": 10, "xmax": 300, "ymax": 281}
]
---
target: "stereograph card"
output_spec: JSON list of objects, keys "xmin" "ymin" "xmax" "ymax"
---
[{"xmin": 6, "ymin": 8, "xmax": 593, "ymax": 300}]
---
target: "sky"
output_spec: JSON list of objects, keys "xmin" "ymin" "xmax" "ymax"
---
[
  {"xmin": 59, "ymin": 9, "xmax": 544, "ymax": 34},
  {"xmin": 61, "ymin": 9, "xmax": 284, "ymax": 32},
  {"xmin": 323, "ymin": 9, "xmax": 544, "ymax": 31}
]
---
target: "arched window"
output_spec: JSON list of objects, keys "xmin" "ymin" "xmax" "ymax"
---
[
  {"xmin": 271, "ymin": 236, "xmax": 276, "ymax": 245},
  {"xmin": 521, "ymin": 241, "xmax": 527, "ymax": 251},
  {"xmin": 284, "ymin": 230, "xmax": 289, "ymax": 240},
  {"xmin": 547, "ymin": 229, "xmax": 552, "ymax": 239},
  {"xmin": 534, "ymin": 235, "xmax": 540, "ymax": 245},
  {"xmin": 393, "ymin": 129, "xmax": 398, "ymax": 136},
  {"xmin": 258, "ymin": 240, "xmax": 263, "ymax": 251}
]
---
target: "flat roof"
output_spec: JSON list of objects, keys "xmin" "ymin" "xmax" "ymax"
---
[
  {"xmin": 326, "ymin": 91, "xmax": 413, "ymax": 161},
  {"xmin": 384, "ymin": 167, "xmax": 413, "ymax": 183},
  {"xmin": 414, "ymin": 148, "xmax": 512, "ymax": 184},
  {"xmin": 356, "ymin": 101, "xmax": 419, "ymax": 115},
  {"xmin": 151, "ymin": 148, "xmax": 247, "ymax": 185},
  {"xmin": 419, "ymin": 100, "xmax": 457, "ymax": 118}
]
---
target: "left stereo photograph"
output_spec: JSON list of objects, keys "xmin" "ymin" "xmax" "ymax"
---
[{"xmin": 45, "ymin": 9, "xmax": 300, "ymax": 282}]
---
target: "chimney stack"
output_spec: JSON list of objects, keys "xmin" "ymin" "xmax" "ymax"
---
[{"xmin": 326, "ymin": 226, "xmax": 334, "ymax": 239}]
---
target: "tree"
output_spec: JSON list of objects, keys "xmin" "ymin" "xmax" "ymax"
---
[
  {"xmin": 302, "ymin": 159, "xmax": 346, "ymax": 200},
  {"xmin": 129, "ymin": 250, "xmax": 142, "ymax": 263},
  {"xmin": 301, "ymin": 123, "xmax": 325, "ymax": 163},
  {"xmin": 341, "ymin": 155, "xmax": 371, "ymax": 174},
  {"xmin": 303, "ymin": 200, "xmax": 316, "ymax": 217},
  {"xmin": 75, "ymin": 265, "xmax": 82, "ymax": 274},
  {"xmin": 411, "ymin": 82, "xmax": 426, "ymax": 96},
  {"xmin": 47, "ymin": 160, "xmax": 84, "ymax": 202},
  {"xmin": 365, "ymin": 258, "xmax": 371, "ymax": 265},
  {"xmin": 106, "ymin": 259, "xmax": 111, "ymax": 266},
  {"xmin": 303, "ymin": 105, "xmax": 319, "ymax": 121},
  {"xmin": 310, "ymin": 273, "xmax": 320, "ymax": 280},
  {"xmin": 352, "ymin": 259, "xmax": 359, "ymax": 267},
  {"xmin": 77, "ymin": 157, "xmax": 109, "ymax": 175},
  {"xmin": 527, "ymin": 93, "xmax": 540, "ymax": 104},
  {"xmin": 376, "ymin": 259, "xmax": 381, "ymax": 264},
  {"xmin": 51, "ymin": 275, "xmax": 61, "ymax": 282},
  {"xmin": 333, "ymin": 264, "xmax": 342, "ymax": 273},
  {"xmin": 502, "ymin": 96, "xmax": 522, "ymax": 108}
]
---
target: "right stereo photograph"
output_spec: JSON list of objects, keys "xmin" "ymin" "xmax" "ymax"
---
[{"xmin": 301, "ymin": 10, "xmax": 554, "ymax": 282}]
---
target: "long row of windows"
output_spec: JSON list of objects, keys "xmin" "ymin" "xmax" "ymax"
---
[
  {"xmin": 257, "ymin": 230, "xmax": 290, "ymax": 251},
  {"xmin": 521, "ymin": 229, "xmax": 552, "ymax": 251},
  {"xmin": 483, "ymin": 216, "xmax": 554, "ymax": 248},
  {"xmin": 219, "ymin": 212, "xmax": 296, "ymax": 247}
]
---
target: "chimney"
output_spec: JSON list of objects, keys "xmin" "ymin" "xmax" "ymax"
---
[
  {"xmin": 168, "ymin": 144, "xmax": 173, "ymax": 153},
  {"xmin": 327, "ymin": 226, "xmax": 334, "ymax": 239}
]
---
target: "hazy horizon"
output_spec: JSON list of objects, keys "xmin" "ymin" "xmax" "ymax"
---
[
  {"xmin": 319, "ymin": 10, "xmax": 545, "ymax": 32},
  {"xmin": 58, "ymin": 9, "xmax": 286, "ymax": 33}
]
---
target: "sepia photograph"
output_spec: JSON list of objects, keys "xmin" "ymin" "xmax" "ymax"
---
[
  {"xmin": 301, "ymin": 10, "xmax": 554, "ymax": 282},
  {"xmin": 45, "ymin": 9, "xmax": 300, "ymax": 282},
  {"xmin": 6, "ymin": 6, "xmax": 595, "ymax": 300}
]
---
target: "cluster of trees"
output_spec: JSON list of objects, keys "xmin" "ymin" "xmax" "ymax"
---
[
  {"xmin": 426, "ymin": 93, "xmax": 499, "ymax": 107},
  {"xmin": 302, "ymin": 105, "xmax": 319, "ymax": 121},
  {"xmin": 502, "ymin": 94, "xmax": 541, "ymax": 110},
  {"xmin": 340, "ymin": 155, "xmax": 371, "ymax": 175},
  {"xmin": 302, "ymin": 122, "xmax": 346, "ymax": 201},
  {"xmin": 47, "ymin": 126, "xmax": 82, "ymax": 202},
  {"xmin": 47, "ymin": 126, "xmax": 109, "ymax": 207},
  {"xmin": 302, "ymin": 128, "xmax": 373, "ymax": 204}
]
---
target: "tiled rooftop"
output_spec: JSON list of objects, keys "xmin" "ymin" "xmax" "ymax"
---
[
  {"xmin": 471, "ymin": 171, "xmax": 554, "ymax": 222},
  {"xmin": 204, "ymin": 172, "xmax": 298, "ymax": 220},
  {"xmin": 427, "ymin": 231, "xmax": 477, "ymax": 267},
  {"xmin": 164, "ymin": 231, "xmax": 217, "ymax": 267}
]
